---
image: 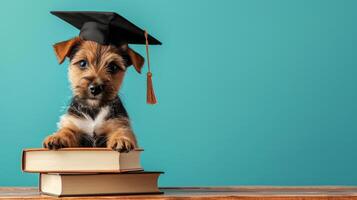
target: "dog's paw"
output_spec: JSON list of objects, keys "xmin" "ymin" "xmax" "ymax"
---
[
  {"xmin": 107, "ymin": 136, "xmax": 135, "ymax": 153},
  {"xmin": 43, "ymin": 134, "xmax": 71, "ymax": 150}
]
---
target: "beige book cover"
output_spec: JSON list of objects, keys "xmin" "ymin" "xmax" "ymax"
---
[
  {"xmin": 22, "ymin": 148, "xmax": 143, "ymax": 173},
  {"xmin": 40, "ymin": 172, "xmax": 163, "ymax": 196}
]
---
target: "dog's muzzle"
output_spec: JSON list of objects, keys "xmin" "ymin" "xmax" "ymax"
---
[{"xmin": 88, "ymin": 84, "xmax": 103, "ymax": 96}]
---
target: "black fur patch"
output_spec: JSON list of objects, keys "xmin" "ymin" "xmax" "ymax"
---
[
  {"xmin": 79, "ymin": 134, "xmax": 107, "ymax": 147},
  {"xmin": 68, "ymin": 96, "xmax": 129, "ymax": 147},
  {"xmin": 106, "ymin": 96, "xmax": 129, "ymax": 119},
  {"xmin": 68, "ymin": 96, "xmax": 128, "ymax": 120}
]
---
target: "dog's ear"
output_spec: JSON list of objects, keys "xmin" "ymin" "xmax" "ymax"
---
[
  {"xmin": 126, "ymin": 47, "xmax": 145, "ymax": 74},
  {"xmin": 53, "ymin": 37, "xmax": 81, "ymax": 64}
]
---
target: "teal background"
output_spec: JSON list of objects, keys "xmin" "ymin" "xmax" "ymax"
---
[{"xmin": 0, "ymin": 0, "xmax": 357, "ymax": 186}]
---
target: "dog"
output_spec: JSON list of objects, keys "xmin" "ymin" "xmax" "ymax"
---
[{"xmin": 43, "ymin": 37, "xmax": 144, "ymax": 152}]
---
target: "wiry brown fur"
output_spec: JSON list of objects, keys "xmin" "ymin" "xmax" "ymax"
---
[
  {"xmin": 69, "ymin": 41, "xmax": 126, "ymax": 106},
  {"xmin": 43, "ymin": 38, "xmax": 144, "ymax": 152},
  {"xmin": 101, "ymin": 117, "xmax": 137, "ymax": 151}
]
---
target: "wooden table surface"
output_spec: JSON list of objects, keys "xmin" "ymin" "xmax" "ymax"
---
[{"xmin": 2, "ymin": 187, "xmax": 357, "ymax": 199}]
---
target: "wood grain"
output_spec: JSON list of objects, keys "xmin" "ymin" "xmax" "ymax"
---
[
  {"xmin": 23, "ymin": 148, "xmax": 144, "ymax": 152},
  {"xmin": 2, "ymin": 187, "xmax": 357, "ymax": 199}
]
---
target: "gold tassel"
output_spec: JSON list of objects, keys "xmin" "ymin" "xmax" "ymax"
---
[
  {"xmin": 144, "ymin": 30, "xmax": 157, "ymax": 104},
  {"xmin": 146, "ymin": 72, "xmax": 157, "ymax": 104}
]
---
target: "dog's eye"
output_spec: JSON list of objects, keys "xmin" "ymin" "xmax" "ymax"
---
[
  {"xmin": 78, "ymin": 60, "xmax": 87, "ymax": 69},
  {"xmin": 107, "ymin": 62, "xmax": 120, "ymax": 74}
]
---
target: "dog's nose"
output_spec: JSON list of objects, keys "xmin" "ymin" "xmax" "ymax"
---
[{"xmin": 88, "ymin": 84, "xmax": 103, "ymax": 96}]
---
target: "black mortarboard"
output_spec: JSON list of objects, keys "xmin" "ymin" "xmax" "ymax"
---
[{"xmin": 51, "ymin": 11, "xmax": 162, "ymax": 46}]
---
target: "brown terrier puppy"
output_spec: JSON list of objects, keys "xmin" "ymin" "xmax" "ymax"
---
[{"xmin": 43, "ymin": 37, "xmax": 144, "ymax": 152}]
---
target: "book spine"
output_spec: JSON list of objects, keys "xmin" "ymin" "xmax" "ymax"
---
[
  {"xmin": 21, "ymin": 150, "xmax": 26, "ymax": 171},
  {"xmin": 38, "ymin": 173, "xmax": 42, "ymax": 194}
]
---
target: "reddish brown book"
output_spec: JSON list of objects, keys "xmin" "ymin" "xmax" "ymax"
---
[
  {"xmin": 40, "ymin": 172, "xmax": 163, "ymax": 196},
  {"xmin": 22, "ymin": 148, "xmax": 143, "ymax": 173}
]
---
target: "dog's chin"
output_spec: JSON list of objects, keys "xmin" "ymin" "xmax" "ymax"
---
[
  {"xmin": 86, "ymin": 98, "xmax": 101, "ymax": 107},
  {"xmin": 76, "ymin": 92, "xmax": 116, "ymax": 107},
  {"xmin": 79, "ymin": 94, "xmax": 103, "ymax": 107}
]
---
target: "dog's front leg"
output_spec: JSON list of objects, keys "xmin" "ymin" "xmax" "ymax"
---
[
  {"xmin": 43, "ymin": 124, "xmax": 81, "ymax": 149},
  {"xmin": 102, "ymin": 118, "xmax": 138, "ymax": 152},
  {"xmin": 107, "ymin": 129, "xmax": 137, "ymax": 152}
]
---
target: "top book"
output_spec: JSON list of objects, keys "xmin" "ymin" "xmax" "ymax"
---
[{"xmin": 22, "ymin": 148, "xmax": 143, "ymax": 173}]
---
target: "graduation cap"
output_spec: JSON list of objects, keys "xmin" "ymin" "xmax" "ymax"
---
[{"xmin": 51, "ymin": 11, "xmax": 161, "ymax": 104}]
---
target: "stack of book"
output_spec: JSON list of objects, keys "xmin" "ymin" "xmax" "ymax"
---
[{"xmin": 22, "ymin": 148, "xmax": 162, "ymax": 197}]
